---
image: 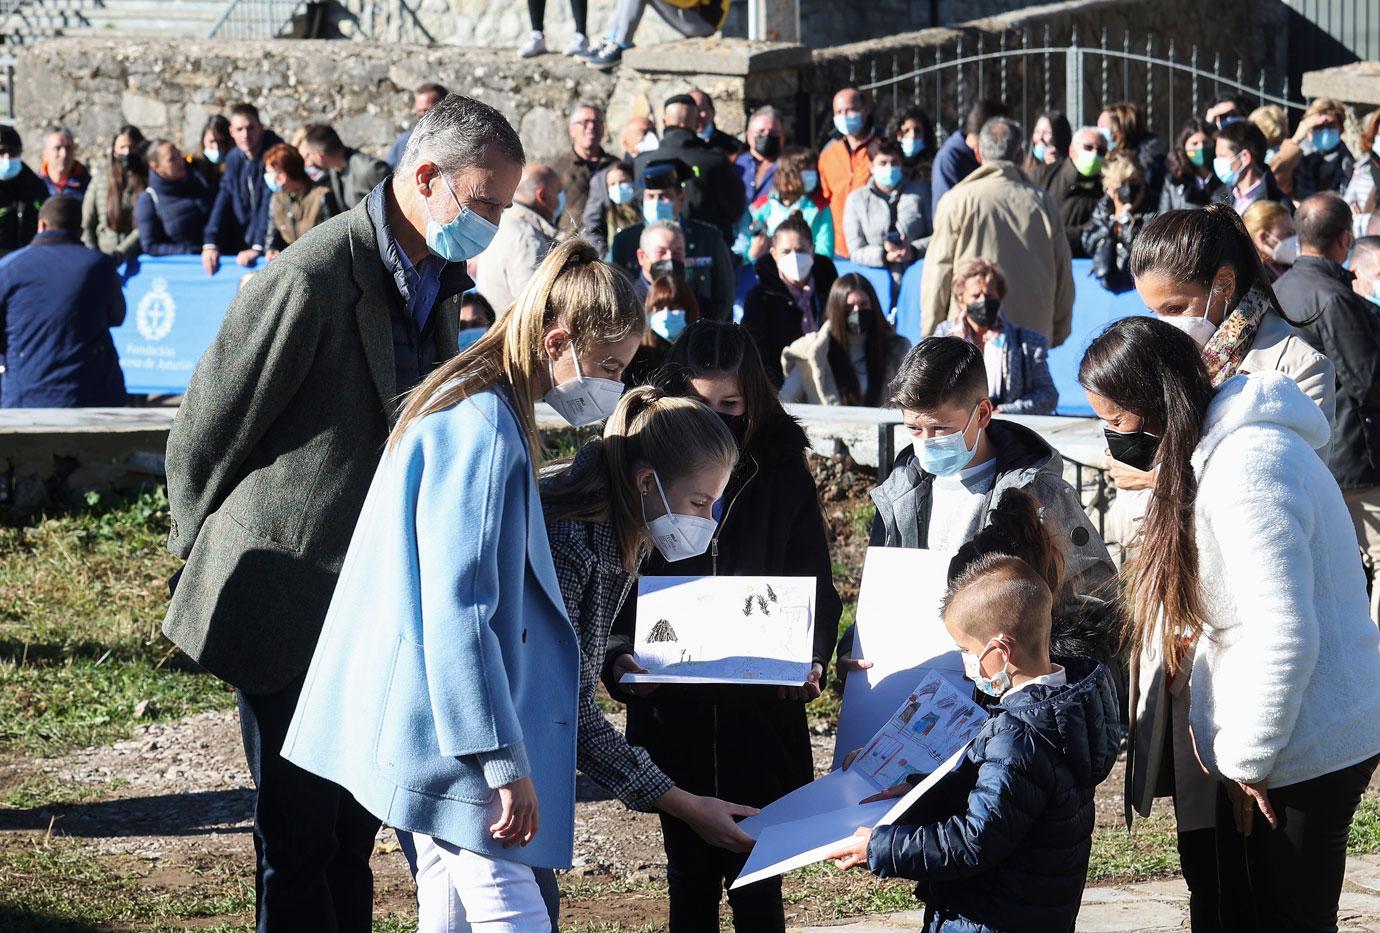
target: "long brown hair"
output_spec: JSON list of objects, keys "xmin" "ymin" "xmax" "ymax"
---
[
  {"xmin": 1078, "ymin": 316, "xmax": 1215, "ymax": 674},
  {"xmin": 106, "ymin": 125, "xmax": 147, "ymax": 233},
  {"xmin": 390, "ymin": 238, "xmax": 645, "ymax": 463},
  {"xmin": 823, "ymin": 272, "xmax": 888, "ymax": 407},
  {"xmin": 662, "ymin": 320, "xmax": 780, "ymax": 450},
  {"xmin": 540, "ymin": 385, "xmax": 737, "ymax": 572}
]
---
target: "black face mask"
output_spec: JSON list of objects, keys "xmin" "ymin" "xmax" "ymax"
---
[
  {"xmin": 1116, "ymin": 182, "xmax": 1143, "ymax": 205},
  {"xmin": 1105, "ymin": 427, "xmax": 1160, "ymax": 472},
  {"xmin": 965, "ymin": 297, "xmax": 1001, "ymax": 329},
  {"xmin": 754, "ymin": 133, "xmax": 782, "ymax": 160},
  {"xmin": 649, "ymin": 258, "xmax": 686, "ymax": 282},
  {"xmin": 116, "ymin": 153, "xmax": 138, "ymax": 171},
  {"xmin": 718, "ymin": 412, "xmax": 749, "ymax": 446}
]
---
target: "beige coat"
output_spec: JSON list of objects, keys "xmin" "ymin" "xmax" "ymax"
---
[
  {"xmin": 920, "ymin": 161, "xmax": 1074, "ymax": 346},
  {"xmin": 475, "ymin": 201, "xmax": 558, "ymax": 313},
  {"xmin": 1123, "ymin": 309, "xmax": 1336, "ymax": 830},
  {"xmin": 778, "ymin": 326, "xmax": 911, "ymax": 406}
]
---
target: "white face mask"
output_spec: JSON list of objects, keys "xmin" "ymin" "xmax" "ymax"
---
[
  {"xmin": 1156, "ymin": 287, "xmax": 1221, "ymax": 349},
  {"xmin": 543, "ymin": 344, "xmax": 625, "ymax": 426},
  {"xmin": 1272, "ymin": 234, "xmax": 1300, "ymax": 266},
  {"xmin": 637, "ymin": 132, "xmax": 660, "ymax": 154},
  {"xmin": 777, "ymin": 251, "xmax": 814, "ymax": 284},
  {"xmin": 642, "ymin": 470, "xmax": 718, "ymax": 562},
  {"xmin": 305, "ymin": 164, "xmax": 326, "ymax": 183}
]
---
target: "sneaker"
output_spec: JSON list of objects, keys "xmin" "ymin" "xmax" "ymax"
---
[
  {"xmin": 587, "ymin": 40, "xmax": 624, "ymax": 71},
  {"xmin": 519, "ymin": 30, "xmax": 547, "ymax": 58},
  {"xmin": 564, "ymin": 33, "xmax": 590, "ymax": 56}
]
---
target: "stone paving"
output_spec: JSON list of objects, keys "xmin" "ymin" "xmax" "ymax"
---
[{"xmin": 792, "ymin": 854, "xmax": 1380, "ymax": 931}]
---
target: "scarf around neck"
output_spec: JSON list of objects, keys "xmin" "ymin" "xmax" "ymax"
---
[{"xmin": 1201, "ymin": 284, "xmax": 1272, "ymax": 386}]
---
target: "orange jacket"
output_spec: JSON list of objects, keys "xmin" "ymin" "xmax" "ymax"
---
[{"xmin": 818, "ymin": 135, "xmax": 873, "ymax": 258}]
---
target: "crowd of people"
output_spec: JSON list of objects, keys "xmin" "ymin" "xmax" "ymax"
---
[
  {"xmin": 8, "ymin": 74, "xmax": 1380, "ymax": 420},
  {"xmin": 124, "ymin": 72, "xmax": 1380, "ymax": 933}
]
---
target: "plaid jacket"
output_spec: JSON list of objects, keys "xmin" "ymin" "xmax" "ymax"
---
[{"xmin": 548, "ymin": 516, "xmax": 674, "ymax": 811}]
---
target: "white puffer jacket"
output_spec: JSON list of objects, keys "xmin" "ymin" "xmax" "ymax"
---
[{"xmin": 1190, "ymin": 370, "xmax": 1380, "ymax": 788}]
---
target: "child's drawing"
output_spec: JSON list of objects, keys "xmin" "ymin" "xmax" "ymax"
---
[{"xmin": 626, "ymin": 576, "xmax": 817, "ymax": 686}]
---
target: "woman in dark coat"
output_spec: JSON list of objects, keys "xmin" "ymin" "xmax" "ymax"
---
[
  {"xmin": 604, "ymin": 320, "xmax": 843, "ymax": 933},
  {"xmin": 741, "ymin": 215, "xmax": 838, "ymax": 386}
]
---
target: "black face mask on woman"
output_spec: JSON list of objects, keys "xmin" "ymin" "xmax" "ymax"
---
[
  {"xmin": 966, "ymin": 297, "xmax": 1001, "ymax": 329},
  {"xmin": 1105, "ymin": 427, "xmax": 1161, "ymax": 472},
  {"xmin": 718, "ymin": 412, "xmax": 749, "ymax": 446}
]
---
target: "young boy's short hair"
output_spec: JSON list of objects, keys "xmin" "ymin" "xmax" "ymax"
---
[
  {"xmin": 890, "ymin": 336, "xmax": 987, "ymax": 412},
  {"xmin": 943, "ymin": 554, "xmax": 1054, "ymax": 657}
]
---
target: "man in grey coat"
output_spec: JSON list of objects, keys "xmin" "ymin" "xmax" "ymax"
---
[
  {"xmin": 162, "ymin": 94, "xmax": 523, "ymax": 932},
  {"xmin": 299, "ymin": 123, "xmax": 392, "ymax": 209}
]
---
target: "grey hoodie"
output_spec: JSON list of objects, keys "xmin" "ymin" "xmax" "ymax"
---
[{"xmin": 869, "ymin": 419, "xmax": 1114, "ymax": 598}]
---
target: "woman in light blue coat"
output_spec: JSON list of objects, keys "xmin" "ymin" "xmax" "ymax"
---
[{"xmin": 284, "ymin": 240, "xmax": 646, "ymax": 931}]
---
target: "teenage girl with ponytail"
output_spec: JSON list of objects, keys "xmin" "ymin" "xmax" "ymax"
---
[
  {"xmin": 604, "ymin": 320, "xmax": 843, "ymax": 932},
  {"xmin": 539, "ymin": 384, "xmax": 760, "ymax": 919},
  {"xmin": 1081, "ymin": 316, "xmax": 1380, "ymax": 931},
  {"xmin": 1107, "ymin": 203, "xmax": 1336, "ymax": 930},
  {"xmin": 283, "ymin": 240, "xmax": 645, "ymax": 932}
]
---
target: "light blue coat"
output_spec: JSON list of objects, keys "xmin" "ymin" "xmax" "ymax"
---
[{"xmin": 282, "ymin": 384, "xmax": 581, "ymax": 869}]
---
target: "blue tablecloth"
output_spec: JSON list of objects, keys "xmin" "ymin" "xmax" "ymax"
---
[
  {"xmin": 111, "ymin": 255, "xmax": 253, "ymax": 395},
  {"xmin": 890, "ymin": 258, "xmax": 1149, "ymax": 416}
]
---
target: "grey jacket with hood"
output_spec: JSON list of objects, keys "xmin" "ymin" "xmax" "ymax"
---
[{"xmin": 868, "ymin": 418, "xmax": 1115, "ymax": 597}]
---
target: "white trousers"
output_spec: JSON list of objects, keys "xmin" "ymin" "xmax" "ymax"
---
[{"xmin": 412, "ymin": 833, "xmax": 552, "ymax": 933}]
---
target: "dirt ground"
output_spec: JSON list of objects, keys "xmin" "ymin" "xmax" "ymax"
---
[{"xmin": 0, "ymin": 452, "xmax": 1139, "ymax": 930}]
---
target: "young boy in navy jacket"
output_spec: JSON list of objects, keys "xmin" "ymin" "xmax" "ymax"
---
[{"xmin": 829, "ymin": 524, "xmax": 1120, "ymax": 933}]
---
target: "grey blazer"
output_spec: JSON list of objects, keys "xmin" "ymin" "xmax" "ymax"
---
[{"xmin": 162, "ymin": 198, "xmax": 460, "ymax": 694}]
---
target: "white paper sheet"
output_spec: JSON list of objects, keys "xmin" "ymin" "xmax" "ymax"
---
[
  {"xmin": 621, "ymin": 576, "xmax": 816, "ymax": 686},
  {"xmin": 832, "ymin": 547, "xmax": 967, "ymax": 769},
  {"xmin": 741, "ymin": 671, "xmax": 985, "ymax": 840},
  {"xmin": 730, "ymin": 743, "xmax": 971, "ymax": 889}
]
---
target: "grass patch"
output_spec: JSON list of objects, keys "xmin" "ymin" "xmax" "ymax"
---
[
  {"xmin": 0, "ymin": 487, "xmax": 232, "ymax": 759},
  {"xmin": 0, "ymin": 837, "xmax": 253, "ymax": 931},
  {"xmin": 1350, "ymin": 796, "xmax": 1380, "ymax": 855},
  {"xmin": 0, "ymin": 776, "xmax": 127, "ymax": 811},
  {"xmin": 1088, "ymin": 814, "xmax": 1180, "ymax": 883},
  {"xmin": 847, "ymin": 502, "xmax": 877, "ymax": 539}
]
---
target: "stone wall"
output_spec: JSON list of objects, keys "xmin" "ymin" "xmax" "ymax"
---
[
  {"xmin": 12, "ymin": 38, "xmax": 622, "ymax": 166},
  {"xmin": 9, "ymin": 35, "xmax": 809, "ymax": 167}
]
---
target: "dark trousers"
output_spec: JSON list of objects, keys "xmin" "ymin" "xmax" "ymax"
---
[
  {"xmin": 238, "ymin": 675, "xmax": 382, "ymax": 933},
  {"xmin": 1178, "ymin": 827, "xmax": 1226, "ymax": 932},
  {"xmin": 1215, "ymin": 755, "xmax": 1379, "ymax": 933},
  {"xmin": 660, "ymin": 813, "xmax": 784, "ymax": 933}
]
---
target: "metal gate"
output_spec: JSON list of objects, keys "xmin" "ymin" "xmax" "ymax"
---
[{"xmin": 800, "ymin": 24, "xmax": 1309, "ymax": 148}]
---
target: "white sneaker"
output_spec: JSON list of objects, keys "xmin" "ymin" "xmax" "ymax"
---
[
  {"xmin": 519, "ymin": 30, "xmax": 547, "ymax": 58},
  {"xmin": 565, "ymin": 33, "xmax": 590, "ymax": 56}
]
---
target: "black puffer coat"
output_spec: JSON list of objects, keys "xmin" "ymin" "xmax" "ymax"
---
[
  {"xmin": 868, "ymin": 660, "xmax": 1120, "ymax": 933},
  {"xmin": 602, "ymin": 410, "xmax": 842, "ymax": 808}
]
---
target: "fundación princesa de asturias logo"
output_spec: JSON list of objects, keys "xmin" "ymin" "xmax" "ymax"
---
[{"xmin": 137, "ymin": 278, "xmax": 176, "ymax": 342}]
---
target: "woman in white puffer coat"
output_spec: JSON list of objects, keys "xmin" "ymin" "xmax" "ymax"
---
[{"xmin": 1080, "ymin": 315, "xmax": 1380, "ymax": 932}]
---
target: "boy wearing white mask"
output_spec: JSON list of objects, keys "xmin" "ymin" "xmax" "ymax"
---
[
  {"xmin": 836, "ymin": 336, "xmax": 1112, "ymax": 679},
  {"xmin": 829, "ymin": 516, "xmax": 1119, "ymax": 933}
]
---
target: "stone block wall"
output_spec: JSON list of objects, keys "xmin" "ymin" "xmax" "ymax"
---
[{"xmin": 11, "ymin": 38, "xmax": 621, "ymax": 166}]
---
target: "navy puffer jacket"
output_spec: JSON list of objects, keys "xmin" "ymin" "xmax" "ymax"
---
[{"xmin": 867, "ymin": 659, "xmax": 1120, "ymax": 933}]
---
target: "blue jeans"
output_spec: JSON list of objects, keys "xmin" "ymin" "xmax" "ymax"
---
[{"xmin": 238, "ymin": 674, "xmax": 382, "ymax": 933}]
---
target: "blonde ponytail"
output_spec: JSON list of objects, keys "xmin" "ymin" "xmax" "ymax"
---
[
  {"xmin": 541, "ymin": 384, "xmax": 738, "ymax": 572},
  {"xmin": 390, "ymin": 239, "xmax": 645, "ymax": 465}
]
